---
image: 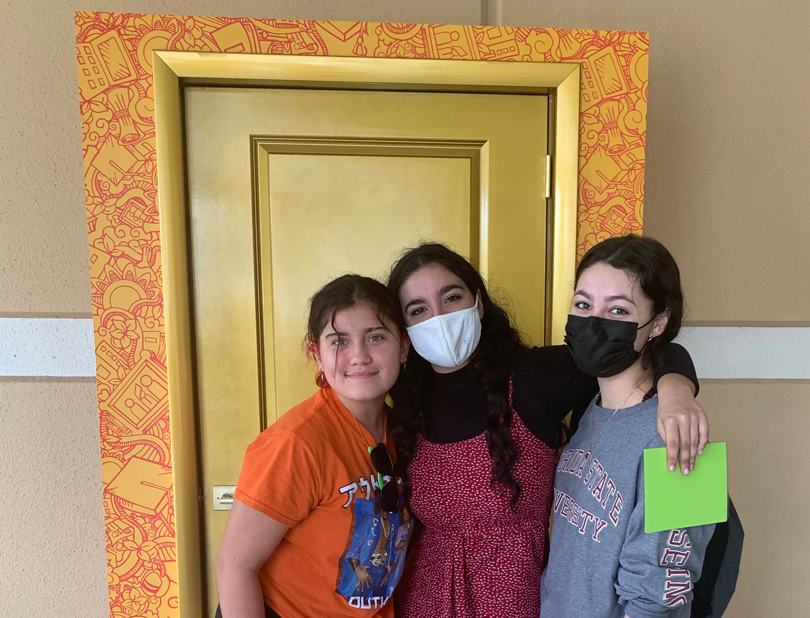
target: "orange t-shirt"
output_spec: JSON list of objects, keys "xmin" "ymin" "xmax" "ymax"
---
[{"xmin": 234, "ymin": 387, "xmax": 411, "ymax": 618}]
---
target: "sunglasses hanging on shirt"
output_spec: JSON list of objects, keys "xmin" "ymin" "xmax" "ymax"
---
[
  {"xmin": 352, "ymin": 414, "xmax": 399, "ymax": 513},
  {"xmin": 369, "ymin": 443, "xmax": 399, "ymax": 513}
]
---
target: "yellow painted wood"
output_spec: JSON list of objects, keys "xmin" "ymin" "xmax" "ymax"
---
[
  {"xmin": 156, "ymin": 50, "xmax": 576, "ymax": 93},
  {"xmin": 547, "ymin": 65, "xmax": 581, "ymax": 344},
  {"xmin": 185, "ymin": 86, "xmax": 547, "ymax": 612},
  {"xmin": 155, "ymin": 51, "xmax": 579, "ymax": 616},
  {"xmin": 153, "ymin": 55, "xmax": 204, "ymax": 618}
]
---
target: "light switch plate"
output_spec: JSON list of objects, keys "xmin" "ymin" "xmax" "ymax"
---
[{"xmin": 213, "ymin": 485, "xmax": 237, "ymax": 511}]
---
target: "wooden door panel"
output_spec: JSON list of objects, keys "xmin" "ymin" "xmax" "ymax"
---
[{"xmin": 262, "ymin": 152, "xmax": 472, "ymax": 417}]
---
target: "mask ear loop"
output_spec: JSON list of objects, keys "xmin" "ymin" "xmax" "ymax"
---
[{"xmin": 638, "ymin": 316, "xmax": 656, "ymax": 344}]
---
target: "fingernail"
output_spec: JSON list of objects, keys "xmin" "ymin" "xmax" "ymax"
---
[
  {"xmin": 669, "ymin": 464, "xmax": 675, "ymax": 472},
  {"xmin": 691, "ymin": 464, "xmax": 695, "ymax": 471},
  {"xmin": 698, "ymin": 449, "xmax": 704, "ymax": 455},
  {"xmin": 683, "ymin": 466, "xmax": 689, "ymax": 475}
]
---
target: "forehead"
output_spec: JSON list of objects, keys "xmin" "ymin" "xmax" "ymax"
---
[
  {"xmin": 323, "ymin": 301, "xmax": 385, "ymax": 332},
  {"xmin": 576, "ymin": 262, "xmax": 640, "ymax": 298},
  {"xmin": 400, "ymin": 264, "xmax": 469, "ymax": 297}
]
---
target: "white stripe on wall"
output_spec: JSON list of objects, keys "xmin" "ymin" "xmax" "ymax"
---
[
  {"xmin": 675, "ymin": 326, "xmax": 810, "ymax": 380},
  {"xmin": 1, "ymin": 319, "xmax": 808, "ymax": 379},
  {"xmin": 0, "ymin": 318, "xmax": 96, "ymax": 377}
]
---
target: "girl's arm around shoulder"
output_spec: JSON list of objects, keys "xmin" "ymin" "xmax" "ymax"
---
[
  {"xmin": 217, "ymin": 500, "xmax": 289, "ymax": 618},
  {"xmin": 656, "ymin": 343, "xmax": 709, "ymax": 476},
  {"xmin": 513, "ymin": 345, "xmax": 598, "ymax": 424}
]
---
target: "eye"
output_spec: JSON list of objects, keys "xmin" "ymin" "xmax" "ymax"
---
[
  {"xmin": 409, "ymin": 306, "xmax": 426, "ymax": 317},
  {"xmin": 574, "ymin": 301, "xmax": 591, "ymax": 310},
  {"xmin": 444, "ymin": 294, "xmax": 462, "ymax": 304},
  {"xmin": 609, "ymin": 307, "xmax": 629, "ymax": 315},
  {"xmin": 368, "ymin": 334, "xmax": 385, "ymax": 343},
  {"xmin": 332, "ymin": 338, "xmax": 349, "ymax": 347}
]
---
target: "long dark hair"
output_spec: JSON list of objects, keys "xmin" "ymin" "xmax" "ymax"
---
[
  {"xmin": 305, "ymin": 274, "xmax": 406, "ymax": 378},
  {"xmin": 575, "ymin": 234, "xmax": 684, "ymax": 373},
  {"xmin": 387, "ymin": 243, "xmax": 526, "ymax": 508}
]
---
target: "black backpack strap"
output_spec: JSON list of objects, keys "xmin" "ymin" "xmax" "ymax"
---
[
  {"xmin": 691, "ymin": 516, "xmax": 730, "ymax": 617},
  {"xmin": 691, "ymin": 496, "xmax": 744, "ymax": 618}
]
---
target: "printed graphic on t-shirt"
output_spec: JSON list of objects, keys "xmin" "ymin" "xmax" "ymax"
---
[
  {"xmin": 336, "ymin": 482, "xmax": 412, "ymax": 610},
  {"xmin": 554, "ymin": 448, "xmax": 624, "ymax": 542}
]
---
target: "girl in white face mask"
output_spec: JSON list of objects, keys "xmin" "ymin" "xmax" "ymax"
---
[{"xmin": 385, "ymin": 242, "xmax": 710, "ymax": 618}]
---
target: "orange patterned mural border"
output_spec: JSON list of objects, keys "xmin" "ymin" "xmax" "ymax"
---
[{"xmin": 75, "ymin": 11, "xmax": 648, "ymax": 616}]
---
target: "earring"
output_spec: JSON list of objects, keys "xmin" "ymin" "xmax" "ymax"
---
[
  {"xmin": 648, "ymin": 335, "xmax": 653, "ymax": 342},
  {"xmin": 401, "ymin": 361, "xmax": 407, "ymax": 372},
  {"xmin": 315, "ymin": 371, "xmax": 328, "ymax": 388}
]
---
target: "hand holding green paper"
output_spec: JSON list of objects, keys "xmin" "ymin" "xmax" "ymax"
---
[{"xmin": 644, "ymin": 442, "xmax": 728, "ymax": 533}]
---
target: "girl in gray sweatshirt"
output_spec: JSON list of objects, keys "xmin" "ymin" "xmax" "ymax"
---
[{"xmin": 540, "ymin": 235, "xmax": 715, "ymax": 618}]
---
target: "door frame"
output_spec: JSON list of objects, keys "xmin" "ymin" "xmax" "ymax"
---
[
  {"xmin": 76, "ymin": 15, "xmax": 651, "ymax": 618},
  {"xmin": 155, "ymin": 51, "xmax": 579, "ymax": 615}
]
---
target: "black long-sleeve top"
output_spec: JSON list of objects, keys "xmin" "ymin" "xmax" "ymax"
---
[{"xmin": 422, "ymin": 343, "xmax": 698, "ymax": 448}]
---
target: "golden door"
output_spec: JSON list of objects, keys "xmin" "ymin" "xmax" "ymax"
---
[{"xmin": 185, "ymin": 86, "xmax": 548, "ymax": 613}]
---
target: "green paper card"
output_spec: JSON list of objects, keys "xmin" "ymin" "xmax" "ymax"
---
[{"xmin": 643, "ymin": 442, "xmax": 728, "ymax": 533}]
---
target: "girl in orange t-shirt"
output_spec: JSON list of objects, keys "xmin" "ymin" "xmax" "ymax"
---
[{"xmin": 216, "ymin": 275, "xmax": 412, "ymax": 618}]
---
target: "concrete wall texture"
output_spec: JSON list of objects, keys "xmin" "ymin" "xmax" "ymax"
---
[{"xmin": 1, "ymin": 0, "xmax": 808, "ymax": 616}]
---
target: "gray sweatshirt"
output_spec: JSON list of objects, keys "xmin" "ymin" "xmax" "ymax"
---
[{"xmin": 539, "ymin": 395, "xmax": 715, "ymax": 618}]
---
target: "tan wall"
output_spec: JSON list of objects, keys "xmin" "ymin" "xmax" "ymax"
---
[
  {"xmin": 0, "ymin": 380, "xmax": 109, "ymax": 617},
  {"xmin": 505, "ymin": 0, "xmax": 810, "ymax": 324},
  {"xmin": 1, "ymin": 1, "xmax": 807, "ymax": 618},
  {"xmin": 697, "ymin": 381, "xmax": 810, "ymax": 617}
]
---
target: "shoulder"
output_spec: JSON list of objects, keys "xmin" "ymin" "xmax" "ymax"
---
[
  {"xmin": 269, "ymin": 390, "xmax": 327, "ymax": 430},
  {"xmin": 251, "ymin": 389, "xmax": 335, "ymax": 453},
  {"xmin": 622, "ymin": 397, "xmax": 665, "ymax": 450}
]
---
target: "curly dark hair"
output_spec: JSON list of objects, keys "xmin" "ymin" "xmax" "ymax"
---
[{"xmin": 387, "ymin": 243, "xmax": 526, "ymax": 508}]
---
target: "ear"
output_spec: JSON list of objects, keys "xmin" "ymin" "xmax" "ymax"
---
[
  {"xmin": 309, "ymin": 341, "xmax": 324, "ymax": 370},
  {"xmin": 650, "ymin": 309, "xmax": 670, "ymax": 339},
  {"xmin": 399, "ymin": 332, "xmax": 411, "ymax": 364}
]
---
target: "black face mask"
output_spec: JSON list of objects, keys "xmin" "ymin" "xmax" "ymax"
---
[{"xmin": 564, "ymin": 315, "xmax": 653, "ymax": 378}]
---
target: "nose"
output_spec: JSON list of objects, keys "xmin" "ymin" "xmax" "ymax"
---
[
  {"xmin": 348, "ymin": 340, "xmax": 373, "ymax": 364},
  {"xmin": 433, "ymin": 300, "xmax": 452, "ymax": 317}
]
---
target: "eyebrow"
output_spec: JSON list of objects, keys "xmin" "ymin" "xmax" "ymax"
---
[
  {"xmin": 404, "ymin": 284, "xmax": 465, "ymax": 311},
  {"xmin": 324, "ymin": 326, "xmax": 387, "ymax": 338},
  {"xmin": 573, "ymin": 290, "xmax": 636, "ymax": 305},
  {"xmin": 439, "ymin": 284, "xmax": 464, "ymax": 296},
  {"xmin": 605, "ymin": 294, "xmax": 636, "ymax": 304},
  {"xmin": 403, "ymin": 297, "xmax": 426, "ymax": 311}
]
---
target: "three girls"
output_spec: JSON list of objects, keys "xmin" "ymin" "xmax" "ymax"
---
[{"xmin": 217, "ymin": 241, "xmax": 709, "ymax": 618}]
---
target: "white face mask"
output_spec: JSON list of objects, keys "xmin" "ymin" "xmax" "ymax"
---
[{"xmin": 406, "ymin": 294, "xmax": 482, "ymax": 368}]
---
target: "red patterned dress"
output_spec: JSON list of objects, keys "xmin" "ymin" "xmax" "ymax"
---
[
  {"xmin": 394, "ymin": 378, "xmax": 558, "ymax": 618},
  {"xmin": 393, "ymin": 343, "xmax": 698, "ymax": 617}
]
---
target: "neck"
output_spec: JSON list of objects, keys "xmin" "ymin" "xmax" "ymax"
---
[
  {"xmin": 597, "ymin": 359, "xmax": 654, "ymax": 410},
  {"xmin": 336, "ymin": 393, "xmax": 387, "ymax": 443},
  {"xmin": 431, "ymin": 357, "xmax": 471, "ymax": 374}
]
